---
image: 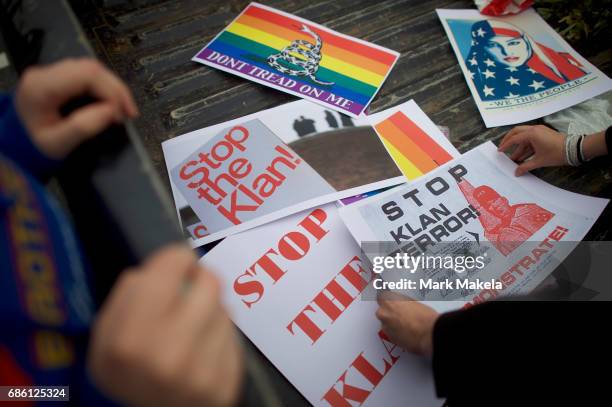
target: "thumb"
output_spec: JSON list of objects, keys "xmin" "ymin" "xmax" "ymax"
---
[{"xmin": 515, "ymin": 157, "xmax": 542, "ymax": 176}]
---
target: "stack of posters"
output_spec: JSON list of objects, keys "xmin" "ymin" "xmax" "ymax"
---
[
  {"xmin": 164, "ymin": 4, "xmax": 611, "ymax": 404},
  {"xmin": 200, "ymin": 142, "xmax": 608, "ymax": 406},
  {"xmin": 162, "ymin": 99, "xmax": 457, "ymax": 246},
  {"xmin": 163, "ymin": 98, "xmax": 461, "ymax": 405}
]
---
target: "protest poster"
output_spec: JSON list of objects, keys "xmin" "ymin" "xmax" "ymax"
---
[
  {"xmin": 169, "ymin": 119, "xmax": 335, "ymax": 235},
  {"xmin": 201, "ymin": 203, "xmax": 449, "ymax": 406},
  {"xmin": 367, "ymin": 100, "xmax": 456, "ymax": 180},
  {"xmin": 162, "ymin": 99, "xmax": 458, "ymax": 246},
  {"xmin": 437, "ymin": 9, "xmax": 612, "ymax": 128},
  {"xmin": 339, "ymin": 142, "xmax": 609, "ymax": 304},
  {"xmin": 192, "ymin": 2, "xmax": 399, "ymax": 117}
]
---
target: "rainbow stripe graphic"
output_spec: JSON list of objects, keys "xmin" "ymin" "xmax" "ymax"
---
[
  {"xmin": 374, "ymin": 111, "xmax": 453, "ymax": 179},
  {"xmin": 193, "ymin": 2, "xmax": 399, "ymax": 117}
]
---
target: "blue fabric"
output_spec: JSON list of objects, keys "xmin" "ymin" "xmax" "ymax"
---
[{"xmin": 0, "ymin": 93, "xmax": 117, "ymax": 406}]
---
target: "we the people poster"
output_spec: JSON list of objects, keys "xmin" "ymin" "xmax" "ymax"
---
[
  {"xmin": 192, "ymin": 2, "xmax": 399, "ymax": 117},
  {"xmin": 437, "ymin": 9, "xmax": 612, "ymax": 128}
]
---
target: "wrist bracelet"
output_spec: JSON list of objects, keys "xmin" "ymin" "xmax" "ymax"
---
[{"xmin": 565, "ymin": 134, "xmax": 581, "ymax": 167}]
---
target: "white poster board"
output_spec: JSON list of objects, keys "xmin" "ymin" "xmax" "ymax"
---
[
  {"xmin": 339, "ymin": 142, "xmax": 608, "ymax": 303},
  {"xmin": 201, "ymin": 203, "xmax": 446, "ymax": 406}
]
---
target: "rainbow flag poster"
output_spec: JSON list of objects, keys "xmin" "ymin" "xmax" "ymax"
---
[
  {"xmin": 192, "ymin": 2, "xmax": 399, "ymax": 117},
  {"xmin": 367, "ymin": 100, "xmax": 457, "ymax": 180}
]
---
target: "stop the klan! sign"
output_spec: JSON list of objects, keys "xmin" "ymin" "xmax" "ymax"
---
[{"xmin": 170, "ymin": 119, "xmax": 334, "ymax": 238}]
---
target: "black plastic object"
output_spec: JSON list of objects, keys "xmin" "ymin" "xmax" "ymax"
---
[
  {"xmin": 57, "ymin": 118, "xmax": 184, "ymax": 302},
  {"xmin": 0, "ymin": 0, "xmax": 184, "ymax": 302}
]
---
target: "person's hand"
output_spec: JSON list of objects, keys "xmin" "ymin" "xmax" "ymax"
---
[
  {"xmin": 15, "ymin": 58, "xmax": 138, "ymax": 159},
  {"xmin": 375, "ymin": 291, "xmax": 438, "ymax": 356},
  {"xmin": 88, "ymin": 245, "xmax": 243, "ymax": 407},
  {"xmin": 498, "ymin": 125, "xmax": 566, "ymax": 176}
]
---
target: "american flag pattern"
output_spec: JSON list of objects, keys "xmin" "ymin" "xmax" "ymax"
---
[{"xmin": 465, "ymin": 19, "xmax": 588, "ymax": 101}]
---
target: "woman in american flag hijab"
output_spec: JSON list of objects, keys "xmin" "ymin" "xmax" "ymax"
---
[{"xmin": 466, "ymin": 19, "xmax": 587, "ymax": 101}]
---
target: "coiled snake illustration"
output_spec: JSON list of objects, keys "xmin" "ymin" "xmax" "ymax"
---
[{"xmin": 267, "ymin": 24, "xmax": 335, "ymax": 86}]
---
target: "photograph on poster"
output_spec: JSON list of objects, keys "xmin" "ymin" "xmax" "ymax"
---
[
  {"xmin": 437, "ymin": 8, "xmax": 612, "ymax": 127},
  {"xmin": 192, "ymin": 2, "xmax": 399, "ymax": 117}
]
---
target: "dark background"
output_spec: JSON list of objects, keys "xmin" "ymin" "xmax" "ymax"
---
[{"xmin": 0, "ymin": 1, "xmax": 610, "ymax": 405}]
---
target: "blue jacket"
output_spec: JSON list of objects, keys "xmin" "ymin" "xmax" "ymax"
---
[{"xmin": 0, "ymin": 94, "xmax": 114, "ymax": 405}]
